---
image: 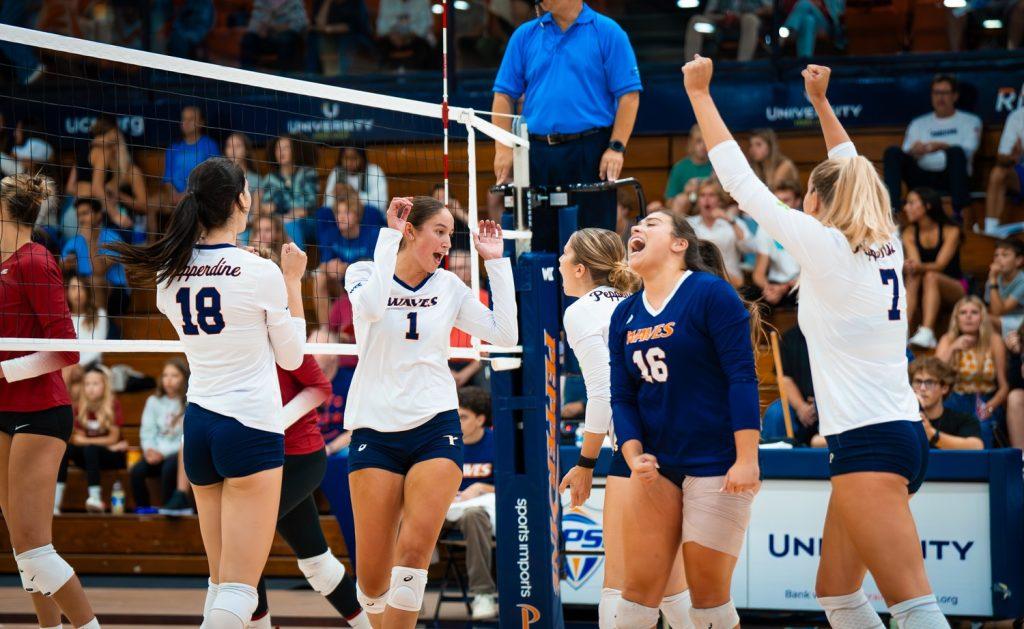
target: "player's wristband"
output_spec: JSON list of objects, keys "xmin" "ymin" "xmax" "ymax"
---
[{"xmin": 577, "ymin": 455, "xmax": 598, "ymax": 469}]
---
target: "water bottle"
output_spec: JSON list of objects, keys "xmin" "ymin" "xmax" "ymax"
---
[
  {"xmin": 111, "ymin": 481, "xmax": 125, "ymax": 515},
  {"xmin": 575, "ymin": 424, "xmax": 585, "ymax": 448}
]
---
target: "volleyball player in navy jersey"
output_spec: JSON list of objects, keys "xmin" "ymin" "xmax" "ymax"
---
[
  {"xmin": 112, "ymin": 158, "xmax": 308, "ymax": 629},
  {"xmin": 0, "ymin": 174, "xmax": 100, "ymax": 629},
  {"xmin": 556, "ymin": 228, "xmax": 694, "ymax": 629},
  {"xmin": 343, "ymin": 196, "xmax": 517, "ymax": 628},
  {"xmin": 610, "ymin": 211, "xmax": 761, "ymax": 629},
  {"xmin": 686, "ymin": 58, "xmax": 948, "ymax": 628}
]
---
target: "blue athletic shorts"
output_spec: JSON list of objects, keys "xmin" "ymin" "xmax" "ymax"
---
[
  {"xmin": 348, "ymin": 410, "xmax": 463, "ymax": 476},
  {"xmin": 183, "ymin": 403, "xmax": 284, "ymax": 486},
  {"xmin": 825, "ymin": 420, "xmax": 929, "ymax": 494},
  {"xmin": 607, "ymin": 449, "xmax": 631, "ymax": 478}
]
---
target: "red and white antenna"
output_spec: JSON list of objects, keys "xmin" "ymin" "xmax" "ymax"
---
[{"xmin": 441, "ymin": 0, "xmax": 450, "ymax": 209}]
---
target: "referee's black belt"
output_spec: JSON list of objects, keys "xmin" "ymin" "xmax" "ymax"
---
[{"xmin": 529, "ymin": 126, "xmax": 611, "ymax": 146}]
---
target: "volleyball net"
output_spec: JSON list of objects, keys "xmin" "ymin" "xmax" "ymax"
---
[{"xmin": 0, "ymin": 24, "xmax": 530, "ymax": 362}]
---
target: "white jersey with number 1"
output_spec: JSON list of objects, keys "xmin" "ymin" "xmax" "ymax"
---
[
  {"xmin": 710, "ymin": 140, "xmax": 919, "ymax": 437},
  {"xmin": 344, "ymin": 228, "xmax": 519, "ymax": 433},
  {"xmin": 156, "ymin": 243, "xmax": 307, "ymax": 434}
]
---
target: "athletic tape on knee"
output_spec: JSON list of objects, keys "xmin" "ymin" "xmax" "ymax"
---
[
  {"xmin": 688, "ymin": 600, "xmax": 740, "ymax": 629},
  {"xmin": 210, "ymin": 582, "xmax": 258, "ymax": 625},
  {"xmin": 297, "ymin": 550, "xmax": 345, "ymax": 595},
  {"xmin": 817, "ymin": 589, "xmax": 884, "ymax": 629},
  {"xmin": 355, "ymin": 583, "xmax": 388, "ymax": 615},
  {"xmin": 204, "ymin": 579, "xmax": 220, "ymax": 621},
  {"xmin": 614, "ymin": 598, "xmax": 660, "ymax": 629},
  {"xmin": 14, "ymin": 545, "xmax": 74, "ymax": 596},
  {"xmin": 889, "ymin": 594, "xmax": 951, "ymax": 629},
  {"xmin": 598, "ymin": 588, "xmax": 621, "ymax": 629},
  {"xmin": 661, "ymin": 590, "xmax": 695, "ymax": 629},
  {"xmin": 386, "ymin": 566, "xmax": 429, "ymax": 612},
  {"xmin": 76, "ymin": 619, "xmax": 100, "ymax": 629}
]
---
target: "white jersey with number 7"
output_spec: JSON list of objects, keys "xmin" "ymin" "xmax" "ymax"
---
[{"xmin": 710, "ymin": 140, "xmax": 919, "ymax": 436}]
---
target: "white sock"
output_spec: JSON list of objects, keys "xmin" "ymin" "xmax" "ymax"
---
[
  {"xmin": 817, "ymin": 589, "xmax": 884, "ymax": 629},
  {"xmin": 76, "ymin": 619, "xmax": 100, "ymax": 629},
  {"xmin": 346, "ymin": 610, "xmax": 373, "ymax": 629},
  {"xmin": 986, "ymin": 217, "xmax": 1000, "ymax": 233},
  {"xmin": 599, "ymin": 587, "xmax": 621, "ymax": 629},
  {"xmin": 54, "ymin": 482, "xmax": 65, "ymax": 508},
  {"xmin": 661, "ymin": 590, "xmax": 695, "ymax": 629},
  {"xmin": 889, "ymin": 594, "xmax": 950, "ymax": 629},
  {"xmin": 204, "ymin": 579, "xmax": 220, "ymax": 621},
  {"xmin": 87, "ymin": 486, "xmax": 101, "ymax": 501}
]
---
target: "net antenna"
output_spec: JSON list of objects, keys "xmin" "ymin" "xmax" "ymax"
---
[{"xmin": 0, "ymin": 24, "xmax": 529, "ymax": 362}]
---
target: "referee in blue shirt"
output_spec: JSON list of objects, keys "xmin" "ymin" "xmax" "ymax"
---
[{"xmin": 492, "ymin": 0, "xmax": 642, "ymax": 238}]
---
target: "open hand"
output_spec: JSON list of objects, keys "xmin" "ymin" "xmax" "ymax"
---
[
  {"xmin": 386, "ymin": 197, "xmax": 414, "ymax": 233},
  {"xmin": 473, "ymin": 220, "xmax": 504, "ymax": 261},
  {"xmin": 559, "ymin": 466, "xmax": 595, "ymax": 508}
]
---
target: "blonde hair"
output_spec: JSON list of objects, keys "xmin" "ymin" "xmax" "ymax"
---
[
  {"xmin": 698, "ymin": 178, "xmax": 729, "ymax": 207},
  {"xmin": 77, "ymin": 365, "xmax": 117, "ymax": 433},
  {"xmin": 946, "ymin": 295, "xmax": 993, "ymax": 354},
  {"xmin": 1, "ymin": 173, "xmax": 55, "ymax": 225},
  {"xmin": 809, "ymin": 156, "xmax": 896, "ymax": 251},
  {"xmin": 567, "ymin": 228, "xmax": 641, "ymax": 294},
  {"xmin": 749, "ymin": 129, "xmax": 788, "ymax": 185}
]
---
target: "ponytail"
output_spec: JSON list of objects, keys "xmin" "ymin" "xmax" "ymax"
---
[
  {"xmin": 108, "ymin": 158, "xmax": 246, "ymax": 285},
  {"xmin": 810, "ymin": 155, "xmax": 895, "ymax": 251},
  {"xmin": 608, "ymin": 260, "xmax": 642, "ymax": 294}
]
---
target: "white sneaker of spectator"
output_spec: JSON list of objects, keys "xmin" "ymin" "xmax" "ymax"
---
[
  {"xmin": 85, "ymin": 496, "xmax": 105, "ymax": 513},
  {"xmin": 472, "ymin": 594, "xmax": 498, "ymax": 620},
  {"xmin": 909, "ymin": 326, "xmax": 937, "ymax": 349}
]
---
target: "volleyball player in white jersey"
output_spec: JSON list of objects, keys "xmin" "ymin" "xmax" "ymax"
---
[
  {"xmin": 344, "ymin": 196, "xmax": 517, "ymax": 628},
  {"xmin": 685, "ymin": 58, "xmax": 949, "ymax": 628},
  {"xmin": 111, "ymin": 158, "xmax": 307, "ymax": 629},
  {"xmin": 557, "ymin": 228, "xmax": 694, "ymax": 629}
]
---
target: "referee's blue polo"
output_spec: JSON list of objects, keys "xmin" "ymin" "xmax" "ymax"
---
[{"xmin": 493, "ymin": 3, "xmax": 642, "ymax": 136}]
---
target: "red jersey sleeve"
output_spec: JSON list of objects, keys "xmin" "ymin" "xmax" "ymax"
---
[
  {"xmin": 22, "ymin": 247, "xmax": 79, "ymax": 365},
  {"xmin": 290, "ymin": 355, "xmax": 332, "ymax": 399}
]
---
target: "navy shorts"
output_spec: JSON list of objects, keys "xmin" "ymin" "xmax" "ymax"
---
[
  {"xmin": 348, "ymin": 410, "xmax": 463, "ymax": 476},
  {"xmin": 183, "ymin": 403, "xmax": 284, "ymax": 486},
  {"xmin": 607, "ymin": 449, "xmax": 631, "ymax": 478},
  {"xmin": 825, "ymin": 420, "xmax": 929, "ymax": 494}
]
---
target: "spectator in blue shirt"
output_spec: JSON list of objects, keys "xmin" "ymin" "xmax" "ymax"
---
[
  {"xmin": 314, "ymin": 183, "xmax": 381, "ymax": 327},
  {"xmin": 61, "ymin": 198, "xmax": 131, "ymax": 316},
  {"xmin": 162, "ymin": 106, "xmax": 219, "ymax": 203},
  {"xmin": 492, "ymin": 1, "xmax": 642, "ymax": 249}
]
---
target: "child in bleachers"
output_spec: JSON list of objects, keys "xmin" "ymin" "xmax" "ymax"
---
[
  {"xmin": 66, "ymin": 274, "xmax": 109, "ymax": 370},
  {"xmin": 910, "ymin": 357, "xmax": 984, "ymax": 449},
  {"xmin": 56, "ymin": 365, "xmax": 127, "ymax": 513},
  {"xmin": 984, "ymin": 239, "xmax": 1024, "ymax": 338},
  {"xmin": 61, "ymin": 197, "xmax": 131, "ymax": 316},
  {"xmin": 747, "ymin": 129, "xmax": 799, "ymax": 189},
  {"xmin": 936, "ymin": 296, "xmax": 1010, "ymax": 424},
  {"xmin": 130, "ymin": 358, "xmax": 189, "ymax": 511}
]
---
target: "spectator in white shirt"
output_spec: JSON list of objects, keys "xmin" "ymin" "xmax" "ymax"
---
[
  {"xmin": 752, "ymin": 180, "xmax": 801, "ymax": 309},
  {"xmin": 686, "ymin": 178, "xmax": 753, "ymax": 288},
  {"xmin": 0, "ymin": 117, "xmax": 54, "ymax": 177},
  {"xmin": 323, "ymin": 145, "xmax": 389, "ymax": 213},
  {"xmin": 883, "ymin": 75, "xmax": 981, "ymax": 217},
  {"xmin": 984, "ymin": 105, "xmax": 1024, "ymax": 235},
  {"xmin": 377, "ymin": 0, "xmax": 437, "ymax": 70}
]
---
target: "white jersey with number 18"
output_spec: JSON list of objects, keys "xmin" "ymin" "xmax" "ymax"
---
[{"xmin": 711, "ymin": 140, "xmax": 919, "ymax": 437}]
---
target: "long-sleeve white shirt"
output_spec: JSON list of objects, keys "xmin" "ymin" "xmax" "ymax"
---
[
  {"xmin": 344, "ymin": 229, "xmax": 517, "ymax": 432},
  {"xmin": 323, "ymin": 163, "xmax": 389, "ymax": 213},
  {"xmin": 902, "ymin": 110, "xmax": 982, "ymax": 174}
]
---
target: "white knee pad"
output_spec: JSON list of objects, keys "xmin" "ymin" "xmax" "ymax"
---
[
  {"xmin": 297, "ymin": 550, "xmax": 346, "ymax": 596},
  {"xmin": 77, "ymin": 620, "xmax": 100, "ymax": 629},
  {"xmin": 385, "ymin": 566, "xmax": 428, "ymax": 613},
  {"xmin": 15, "ymin": 544, "xmax": 74, "ymax": 596},
  {"xmin": 661, "ymin": 590, "xmax": 695, "ymax": 629},
  {"xmin": 688, "ymin": 600, "xmax": 740, "ymax": 629},
  {"xmin": 614, "ymin": 598, "xmax": 660, "ymax": 629},
  {"xmin": 355, "ymin": 583, "xmax": 388, "ymax": 615},
  {"xmin": 207, "ymin": 582, "xmax": 258, "ymax": 628},
  {"xmin": 598, "ymin": 588, "xmax": 621, "ymax": 629},
  {"xmin": 817, "ymin": 589, "xmax": 884, "ymax": 629},
  {"xmin": 889, "ymin": 594, "xmax": 951, "ymax": 629},
  {"xmin": 203, "ymin": 579, "xmax": 220, "ymax": 621}
]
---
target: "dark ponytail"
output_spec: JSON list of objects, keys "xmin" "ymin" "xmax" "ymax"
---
[{"xmin": 109, "ymin": 158, "xmax": 246, "ymax": 285}]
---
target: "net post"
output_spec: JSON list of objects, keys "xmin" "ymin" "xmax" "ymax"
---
[
  {"xmin": 512, "ymin": 123, "xmax": 532, "ymax": 257},
  {"xmin": 493, "ymin": 252, "xmax": 565, "ymax": 629}
]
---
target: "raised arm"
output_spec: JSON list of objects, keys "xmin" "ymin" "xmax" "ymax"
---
[
  {"xmin": 453, "ymin": 222, "xmax": 518, "ymax": 348},
  {"xmin": 345, "ymin": 198, "xmax": 410, "ymax": 323},
  {"xmin": 802, "ymin": 65, "xmax": 852, "ymax": 153},
  {"xmin": 260, "ymin": 251, "xmax": 307, "ymax": 372}
]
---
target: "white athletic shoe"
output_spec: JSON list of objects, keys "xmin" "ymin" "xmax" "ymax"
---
[
  {"xmin": 85, "ymin": 496, "xmax": 105, "ymax": 513},
  {"xmin": 908, "ymin": 326, "xmax": 937, "ymax": 349},
  {"xmin": 472, "ymin": 594, "xmax": 498, "ymax": 620}
]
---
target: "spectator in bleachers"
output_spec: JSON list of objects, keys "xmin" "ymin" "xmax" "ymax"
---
[
  {"xmin": 984, "ymin": 102, "xmax": 1024, "ymax": 235},
  {"xmin": 903, "ymin": 188, "xmax": 965, "ymax": 350},
  {"xmin": 936, "ymin": 295, "xmax": 1009, "ymax": 423},
  {"xmin": 946, "ymin": 0, "xmax": 1024, "ymax": 51},
  {"xmin": 449, "ymin": 250, "xmax": 488, "ymax": 389},
  {"xmin": 0, "ymin": 117, "xmax": 53, "ymax": 176},
  {"xmin": 162, "ymin": 106, "xmax": 219, "ymax": 204},
  {"xmin": 665, "ymin": 125, "xmax": 712, "ymax": 215},
  {"xmin": 616, "ymin": 186, "xmax": 637, "ymax": 246},
  {"xmin": 762, "ymin": 322, "xmax": 818, "ymax": 445},
  {"xmin": 167, "ymin": 0, "xmax": 214, "ymax": 60},
  {"xmin": 313, "ymin": 0, "xmax": 375, "ymax": 75},
  {"xmin": 450, "ymin": 386, "xmax": 498, "ymax": 620},
  {"xmin": 1002, "ymin": 322, "xmax": 1024, "ymax": 448},
  {"xmin": 70, "ymin": 116, "xmax": 141, "ymax": 233},
  {"xmin": 66, "ymin": 274, "xmax": 109, "ymax": 369},
  {"xmin": 56, "ymin": 365, "xmax": 127, "ymax": 513},
  {"xmin": 684, "ymin": 0, "xmax": 771, "ymax": 62},
  {"xmin": 781, "ymin": 0, "xmax": 845, "ymax": 57},
  {"xmin": 260, "ymin": 133, "xmax": 319, "ymax": 248},
  {"xmin": 376, "ymin": 0, "xmax": 438, "ymax": 70},
  {"xmin": 223, "ymin": 132, "xmax": 261, "ymax": 194},
  {"xmin": 431, "ymin": 183, "xmax": 472, "ymax": 249},
  {"xmin": 314, "ymin": 328, "xmax": 354, "ymax": 456},
  {"xmin": 130, "ymin": 358, "xmax": 189, "ymax": 510},
  {"xmin": 747, "ymin": 128, "xmax": 799, "ymax": 189},
  {"xmin": 984, "ymin": 238, "xmax": 1024, "ymax": 336},
  {"xmin": 910, "ymin": 357, "xmax": 984, "ymax": 449},
  {"xmin": 883, "ymin": 74, "xmax": 980, "ymax": 216},
  {"xmin": 323, "ymin": 145, "xmax": 389, "ymax": 214},
  {"xmin": 61, "ymin": 197, "xmax": 131, "ymax": 316},
  {"xmin": 314, "ymin": 183, "xmax": 380, "ymax": 327},
  {"xmin": 249, "ymin": 212, "xmax": 290, "ymax": 258},
  {"xmin": 752, "ymin": 180, "xmax": 802, "ymax": 308},
  {"xmin": 687, "ymin": 178, "xmax": 754, "ymax": 288},
  {"xmin": 240, "ymin": 0, "xmax": 310, "ymax": 72}
]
